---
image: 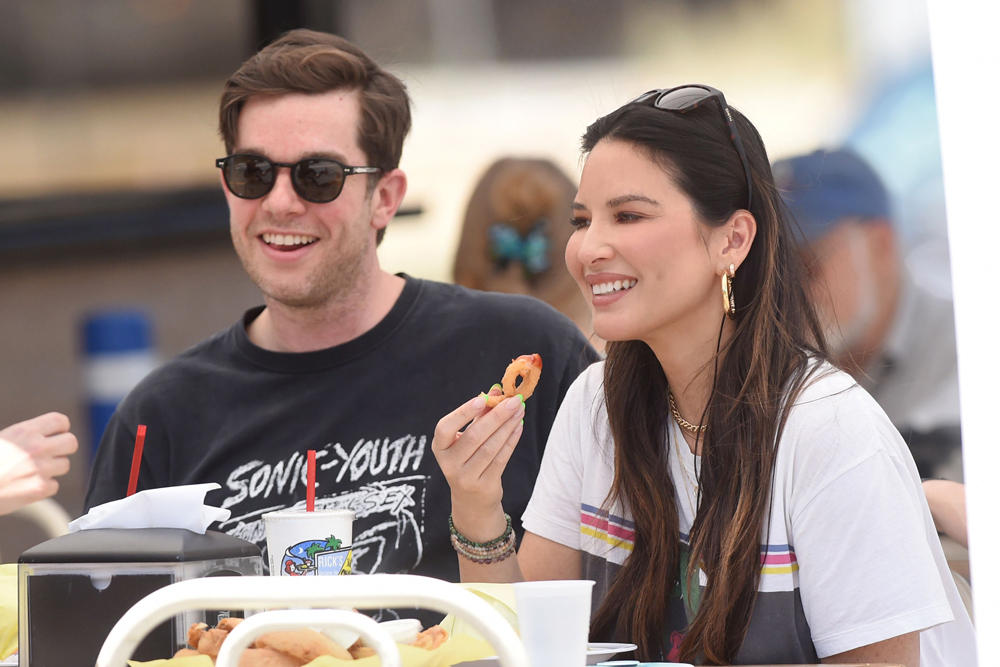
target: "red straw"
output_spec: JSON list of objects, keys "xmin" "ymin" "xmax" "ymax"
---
[
  {"xmin": 126, "ymin": 425, "xmax": 147, "ymax": 497},
  {"xmin": 306, "ymin": 449, "xmax": 316, "ymax": 511}
]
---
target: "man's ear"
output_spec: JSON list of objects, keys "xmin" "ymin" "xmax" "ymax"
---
[
  {"xmin": 371, "ymin": 169, "xmax": 408, "ymax": 232},
  {"xmin": 718, "ymin": 209, "xmax": 757, "ymax": 272}
]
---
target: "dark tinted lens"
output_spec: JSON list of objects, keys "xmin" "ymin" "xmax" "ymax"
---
[
  {"xmin": 225, "ymin": 155, "xmax": 274, "ymax": 198},
  {"xmin": 292, "ymin": 159, "xmax": 346, "ymax": 203},
  {"xmin": 653, "ymin": 86, "xmax": 713, "ymax": 112}
]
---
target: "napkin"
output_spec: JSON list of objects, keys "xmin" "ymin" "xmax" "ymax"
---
[
  {"xmin": 439, "ymin": 583, "xmax": 518, "ymax": 641},
  {"xmin": 0, "ymin": 564, "xmax": 16, "ymax": 661},
  {"xmin": 68, "ymin": 483, "xmax": 230, "ymax": 534}
]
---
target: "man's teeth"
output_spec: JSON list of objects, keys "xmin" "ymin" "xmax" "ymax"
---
[
  {"xmin": 592, "ymin": 279, "xmax": 637, "ymax": 295},
  {"xmin": 262, "ymin": 233, "xmax": 318, "ymax": 246}
]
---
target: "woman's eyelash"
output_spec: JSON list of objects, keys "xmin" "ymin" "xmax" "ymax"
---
[{"xmin": 569, "ymin": 217, "xmax": 590, "ymax": 229}]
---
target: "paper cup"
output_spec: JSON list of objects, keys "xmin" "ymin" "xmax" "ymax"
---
[
  {"xmin": 513, "ymin": 580, "xmax": 595, "ymax": 667},
  {"xmin": 262, "ymin": 509, "xmax": 355, "ymax": 576}
]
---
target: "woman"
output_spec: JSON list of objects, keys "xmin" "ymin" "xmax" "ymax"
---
[
  {"xmin": 452, "ymin": 157, "xmax": 599, "ymax": 350},
  {"xmin": 432, "ymin": 86, "xmax": 974, "ymax": 665}
]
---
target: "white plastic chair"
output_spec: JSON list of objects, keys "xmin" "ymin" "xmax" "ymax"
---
[
  {"xmin": 96, "ymin": 574, "xmax": 529, "ymax": 667},
  {"xmin": 216, "ymin": 609, "xmax": 400, "ymax": 667},
  {"xmin": 0, "ymin": 499, "xmax": 71, "ymax": 561}
]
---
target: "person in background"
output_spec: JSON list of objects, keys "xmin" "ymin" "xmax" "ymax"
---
[
  {"xmin": 453, "ymin": 158, "xmax": 602, "ymax": 351},
  {"xmin": 84, "ymin": 30, "xmax": 598, "ymax": 605},
  {"xmin": 923, "ymin": 478, "xmax": 968, "ymax": 549},
  {"xmin": 433, "ymin": 86, "xmax": 974, "ymax": 665},
  {"xmin": 773, "ymin": 149, "xmax": 961, "ymax": 481},
  {"xmin": 0, "ymin": 414, "xmax": 77, "ymax": 516}
]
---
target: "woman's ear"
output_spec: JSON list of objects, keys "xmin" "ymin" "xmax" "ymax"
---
[{"xmin": 718, "ymin": 209, "xmax": 757, "ymax": 273}]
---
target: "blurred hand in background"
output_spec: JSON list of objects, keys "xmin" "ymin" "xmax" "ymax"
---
[{"xmin": 0, "ymin": 413, "xmax": 77, "ymax": 516}]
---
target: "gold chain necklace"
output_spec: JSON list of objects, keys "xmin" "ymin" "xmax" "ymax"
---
[{"xmin": 668, "ymin": 391, "xmax": 706, "ymax": 434}]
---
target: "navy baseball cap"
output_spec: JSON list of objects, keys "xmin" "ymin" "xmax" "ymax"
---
[{"xmin": 772, "ymin": 149, "xmax": 891, "ymax": 242}]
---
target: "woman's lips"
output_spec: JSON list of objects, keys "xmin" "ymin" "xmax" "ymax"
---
[{"xmin": 589, "ymin": 278, "xmax": 637, "ymax": 305}]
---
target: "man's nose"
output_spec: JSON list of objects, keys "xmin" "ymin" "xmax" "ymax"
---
[{"xmin": 261, "ymin": 168, "xmax": 307, "ymax": 216}]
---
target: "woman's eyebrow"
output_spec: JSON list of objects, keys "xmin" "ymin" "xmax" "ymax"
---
[
  {"xmin": 572, "ymin": 201, "xmax": 588, "ymax": 211},
  {"xmin": 607, "ymin": 194, "xmax": 661, "ymax": 208}
]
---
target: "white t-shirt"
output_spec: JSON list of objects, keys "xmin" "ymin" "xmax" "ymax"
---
[{"xmin": 522, "ymin": 361, "xmax": 976, "ymax": 665}]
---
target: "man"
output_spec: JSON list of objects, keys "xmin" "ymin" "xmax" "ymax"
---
[
  {"xmin": 1, "ymin": 413, "xmax": 77, "ymax": 515},
  {"xmin": 774, "ymin": 149, "xmax": 961, "ymax": 480},
  {"xmin": 85, "ymin": 30, "xmax": 598, "ymax": 593}
]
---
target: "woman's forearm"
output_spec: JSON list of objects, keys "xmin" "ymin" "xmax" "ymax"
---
[{"xmin": 451, "ymin": 500, "xmax": 525, "ymax": 583}]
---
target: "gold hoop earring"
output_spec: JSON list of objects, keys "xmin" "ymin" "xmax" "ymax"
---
[{"xmin": 721, "ymin": 263, "xmax": 736, "ymax": 319}]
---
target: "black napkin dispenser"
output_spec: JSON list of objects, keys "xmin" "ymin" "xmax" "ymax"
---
[{"xmin": 17, "ymin": 528, "xmax": 263, "ymax": 667}]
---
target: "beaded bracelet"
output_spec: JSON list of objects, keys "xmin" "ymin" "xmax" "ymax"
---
[
  {"xmin": 448, "ymin": 513, "xmax": 513, "ymax": 548},
  {"xmin": 449, "ymin": 513, "xmax": 517, "ymax": 563},
  {"xmin": 451, "ymin": 531, "xmax": 517, "ymax": 564}
]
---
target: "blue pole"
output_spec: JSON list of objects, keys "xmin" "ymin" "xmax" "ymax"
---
[{"xmin": 82, "ymin": 311, "xmax": 158, "ymax": 458}]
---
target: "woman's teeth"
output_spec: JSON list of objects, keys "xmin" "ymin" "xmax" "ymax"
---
[
  {"xmin": 592, "ymin": 279, "xmax": 637, "ymax": 295},
  {"xmin": 262, "ymin": 233, "xmax": 318, "ymax": 247}
]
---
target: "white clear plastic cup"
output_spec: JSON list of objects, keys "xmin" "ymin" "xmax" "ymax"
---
[
  {"xmin": 513, "ymin": 580, "xmax": 596, "ymax": 667},
  {"xmin": 262, "ymin": 509, "xmax": 355, "ymax": 576}
]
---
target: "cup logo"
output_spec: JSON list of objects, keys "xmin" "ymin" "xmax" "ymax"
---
[{"xmin": 280, "ymin": 534, "xmax": 352, "ymax": 576}]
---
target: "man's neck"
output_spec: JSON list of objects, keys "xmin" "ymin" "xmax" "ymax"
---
[{"xmin": 247, "ymin": 270, "xmax": 406, "ymax": 353}]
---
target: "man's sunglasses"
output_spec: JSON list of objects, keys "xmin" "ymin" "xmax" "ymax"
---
[
  {"xmin": 630, "ymin": 84, "xmax": 753, "ymax": 210},
  {"xmin": 216, "ymin": 154, "xmax": 380, "ymax": 204}
]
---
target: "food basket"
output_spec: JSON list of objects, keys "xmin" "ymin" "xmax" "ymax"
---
[{"xmin": 96, "ymin": 574, "xmax": 529, "ymax": 667}]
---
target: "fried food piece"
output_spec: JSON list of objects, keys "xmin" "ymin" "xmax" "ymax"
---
[
  {"xmin": 238, "ymin": 648, "xmax": 306, "ymax": 667},
  {"xmin": 174, "ymin": 648, "xmax": 203, "ymax": 659},
  {"xmin": 348, "ymin": 645, "xmax": 376, "ymax": 659},
  {"xmin": 217, "ymin": 617, "xmax": 245, "ymax": 633},
  {"xmin": 188, "ymin": 622, "xmax": 209, "ymax": 649},
  {"xmin": 254, "ymin": 629, "xmax": 352, "ymax": 662},
  {"xmin": 413, "ymin": 625, "xmax": 449, "ymax": 651},
  {"xmin": 198, "ymin": 628, "xmax": 230, "ymax": 658},
  {"xmin": 484, "ymin": 354, "xmax": 543, "ymax": 408}
]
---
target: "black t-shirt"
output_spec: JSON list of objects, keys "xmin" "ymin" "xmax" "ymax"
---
[{"xmin": 86, "ymin": 276, "xmax": 598, "ymax": 591}]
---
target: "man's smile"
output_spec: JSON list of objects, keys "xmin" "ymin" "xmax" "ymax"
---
[{"xmin": 259, "ymin": 232, "xmax": 319, "ymax": 252}]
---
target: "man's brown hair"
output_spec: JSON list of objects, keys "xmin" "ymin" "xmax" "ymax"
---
[{"xmin": 219, "ymin": 29, "xmax": 412, "ymax": 244}]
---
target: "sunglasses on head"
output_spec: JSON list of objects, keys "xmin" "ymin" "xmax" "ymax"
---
[
  {"xmin": 216, "ymin": 154, "xmax": 381, "ymax": 204},
  {"xmin": 630, "ymin": 84, "xmax": 753, "ymax": 210}
]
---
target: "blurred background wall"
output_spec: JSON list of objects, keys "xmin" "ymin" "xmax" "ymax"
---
[{"xmin": 0, "ymin": 0, "xmax": 943, "ymax": 553}]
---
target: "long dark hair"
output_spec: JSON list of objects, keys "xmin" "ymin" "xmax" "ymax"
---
[{"xmin": 585, "ymin": 100, "xmax": 828, "ymax": 663}]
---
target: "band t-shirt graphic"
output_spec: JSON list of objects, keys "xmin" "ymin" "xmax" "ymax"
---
[{"xmin": 85, "ymin": 277, "xmax": 599, "ymax": 609}]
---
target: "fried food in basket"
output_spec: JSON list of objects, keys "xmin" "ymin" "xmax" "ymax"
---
[
  {"xmin": 483, "ymin": 354, "xmax": 543, "ymax": 408},
  {"xmin": 255, "ymin": 629, "xmax": 352, "ymax": 662},
  {"xmin": 197, "ymin": 628, "xmax": 230, "ymax": 658},
  {"xmin": 347, "ymin": 640, "xmax": 377, "ymax": 660},
  {"xmin": 177, "ymin": 618, "xmax": 450, "ymax": 664},
  {"xmin": 412, "ymin": 625, "xmax": 449, "ymax": 650},
  {"xmin": 238, "ymin": 648, "xmax": 304, "ymax": 667}
]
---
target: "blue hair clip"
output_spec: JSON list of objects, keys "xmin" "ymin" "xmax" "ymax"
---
[{"xmin": 488, "ymin": 220, "xmax": 551, "ymax": 277}]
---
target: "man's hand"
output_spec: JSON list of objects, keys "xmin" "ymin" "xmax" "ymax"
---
[{"xmin": 0, "ymin": 412, "xmax": 78, "ymax": 516}]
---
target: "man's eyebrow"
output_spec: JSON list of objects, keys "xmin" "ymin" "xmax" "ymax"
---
[{"xmin": 607, "ymin": 194, "xmax": 661, "ymax": 208}]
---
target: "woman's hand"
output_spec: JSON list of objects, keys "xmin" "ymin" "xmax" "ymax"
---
[
  {"xmin": 432, "ymin": 390, "xmax": 525, "ymax": 541},
  {"xmin": 0, "ymin": 412, "xmax": 78, "ymax": 516}
]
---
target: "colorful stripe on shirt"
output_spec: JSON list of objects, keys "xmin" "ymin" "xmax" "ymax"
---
[
  {"xmin": 679, "ymin": 532, "xmax": 799, "ymax": 576},
  {"xmin": 760, "ymin": 543, "xmax": 799, "ymax": 575},
  {"xmin": 580, "ymin": 503, "xmax": 635, "ymax": 551}
]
